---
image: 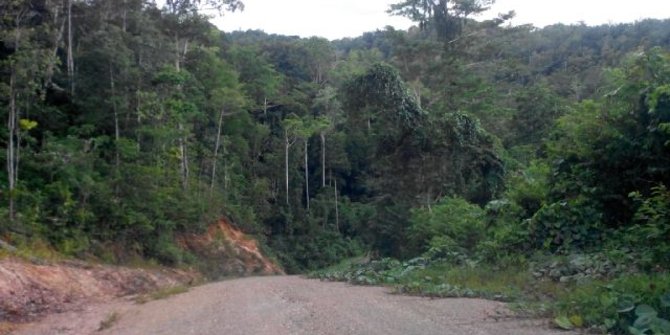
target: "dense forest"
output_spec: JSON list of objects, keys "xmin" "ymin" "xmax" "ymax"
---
[{"xmin": 1, "ymin": 0, "xmax": 670, "ymax": 333}]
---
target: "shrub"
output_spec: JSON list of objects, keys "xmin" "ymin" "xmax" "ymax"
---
[
  {"xmin": 625, "ymin": 184, "xmax": 670, "ymax": 268},
  {"xmin": 408, "ymin": 197, "xmax": 485, "ymax": 256},
  {"xmin": 529, "ymin": 196, "xmax": 603, "ymax": 251}
]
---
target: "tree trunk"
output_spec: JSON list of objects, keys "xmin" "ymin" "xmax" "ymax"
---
[
  {"xmin": 174, "ymin": 34, "xmax": 180, "ymax": 71},
  {"xmin": 6, "ymin": 22, "xmax": 22, "ymax": 223},
  {"xmin": 174, "ymin": 33, "xmax": 189, "ymax": 189},
  {"xmin": 122, "ymin": 0, "xmax": 127, "ymax": 32},
  {"xmin": 334, "ymin": 178, "xmax": 339, "ymax": 233},
  {"xmin": 45, "ymin": 4, "xmax": 65, "ymax": 92},
  {"xmin": 304, "ymin": 139, "xmax": 310, "ymax": 211},
  {"xmin": 321, "ymin": 132, "xmax": 326, "ymax": 187},
  {"xmin": 285, "ymin": 133, "xmax": 290, "ymax": 206},
  {"xmin": 67, "ymin": 0, "xmax": 75, "ymax": 95},
  {"xmin": 7, "ymin": 68, "xmax": 17, "ymax": 222},
  {"xmin": 179, "ymin": 122, "xmax": 189, "ymax": 189},
  {"xmin": 210, "ymin": 108, "xmax": 225, "ymax": 192},
  {"xmin": 110, "ymin": 63, "xmax": 120, "ymax": 171},
  {"xmin": 135, "ymin": 88, "xmax": 141, "ymax": 150}
]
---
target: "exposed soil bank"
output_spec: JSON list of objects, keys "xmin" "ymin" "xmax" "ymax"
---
[
  {"xmin": 0, "ymin": 258, "xmax": 197, "ymax": 324},
  {"xmin": 0, "ymin": 217, "xmax": 283, "ymax": 328}
]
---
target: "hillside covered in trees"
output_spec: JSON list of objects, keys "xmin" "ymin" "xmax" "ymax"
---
[{"xmin": 2, "ymin": 1, "xmax": 670, "ymax": 333}]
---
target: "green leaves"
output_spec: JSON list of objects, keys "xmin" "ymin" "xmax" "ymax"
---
[
  {"xmin": 617, "ymin": 295, "xmax": 637, "ymax": 313},
  {"xmin": 19, "ymin": 118, "xmax": 38, "ymax": 131},
  {"xmin": 553, "ymin": 316, "xmax": 574, "ymax": 330},
  {"xmin": 660, "ymin": 293, "xmax": 670, "ymax": 308},
  {"xmin": 408, "ymin": 197, "xmax": 485, "ymax": 255},
  {"xmin": 636, "ymin": 304, "xmax": 658, "ymax": 318},
  {"xmin": 628, "ymin": 304, "xmax": 670, "ymax": 335},
  {"xmin": 617, "ymin": 300, "xmax": 670, "ymax": 335}
]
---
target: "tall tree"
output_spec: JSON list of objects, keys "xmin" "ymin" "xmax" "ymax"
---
[
  {"xmin": 282, "ymin": 115, "xmax": 301, "ymax": 206},
  {"xmin": 312, "ymin": 86, "xmax": 341, "ymax": 187},
  {"xmin": 388, "ymin": 0, "xmax": 494, "ymax": 42}
]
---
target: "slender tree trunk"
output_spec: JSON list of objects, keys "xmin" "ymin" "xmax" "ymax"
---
[
  {"xmin": 67, "ymin": 0, "xmax": 75, "ymax": 95},
  {"xmin": 135, "ymin": 88, "xmax": 142, "ymax": 150},
  {"xmin": 174, "ymin": 34, "xmax": 180, "ymax": 71},
  {"xmin": 7, "ymin": 69, "xmax": 17, "ymax": 222},
  {"xmin": 174, "ymin": 33, "xmax": 189, "ymax": 189},
  {"xmin": 223, "ymin": 146, "xmax": 229, "ymax": 191},
  {"xmin": 210, "ymin": 108, "xmax": 225, "ymax": 192},
  {"xmin": 121, "ymin": 0, "xmax": 127, "ymax": 32},
  {"xmin": 7, "ymin": 22, "xmax": 22, "ymax": 223},
  {"xmin": 110, "ymin": 64, "xmax": 120, "ymax": 171},
  {"xmin": 45, "ymin": 5, "xmax": 65, "ymax": 92},
  {"xmin": 334, "ymin": 178, "xmax": 339, "ymax": 233},
  {"xmin": 285, "ymin": 133, "xmax": 290, "ymax": 206},
  {"xmin": 321, "ymin": 132, "xmax": 326, "ymax": 187},
  {"xmin": 179, "ymin": 122, "xmax": 189, "ymax": 189},
  {"xmin": 304, "ymin": 139, "xmax": 310, "ymax": 211}
]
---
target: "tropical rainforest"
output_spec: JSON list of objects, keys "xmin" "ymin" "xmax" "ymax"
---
[{"xmin": 1, "ymin": 0, "xmax": 670, "ymax": 333}]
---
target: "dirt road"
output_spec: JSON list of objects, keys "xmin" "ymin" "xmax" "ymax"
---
[{"xmin": 15, "ymin": 276, "xmax": 570, "ymax": 335}]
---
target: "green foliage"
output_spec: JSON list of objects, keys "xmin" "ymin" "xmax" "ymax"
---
[
  {"xmin": 270, "ymin": 229, "xmax": 363, "ymax": 273},
  {"xmin": 344, "ymin": 63, "xmax": 424, "ymax": 129},
  {"xmin": 408, "ymin": 197, "xmax": 485, "ymax": 255},
  {"xmin": 544, "ymin": 48, "xmax": 670, "ymax": 230},
  {"xmin": 2, "ymin": 0, "xmax": 670, "ymax": 312},
  {"xmin": 625, "ymin": 185, "xmax": 670, "ymax": 268},
  {"xmin": 530, "ymin": 197, "xmax": 603, "ymax": 251},
  {"xmin": 553, "ymin": 274, "xmax": 670, "ymax": 334},
  {"xmin": 311, "ymin": 255, "xmax": 530, "ymax": 301}
]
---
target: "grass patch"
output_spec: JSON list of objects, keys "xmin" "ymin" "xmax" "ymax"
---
[
  {"xmin": 134, "ymin": 285, "xmax": 189, "ymax": 304},
  {"xmin": 396, "ymin": 263, "xmax": 545, "ymax": 301},
  {"xmin": 0, "ymin": 237, "xmax": 64, "ymax": 263},
  {"xmin": 97, "ymin": 311, "xmax": 121, "ymax": 331}
]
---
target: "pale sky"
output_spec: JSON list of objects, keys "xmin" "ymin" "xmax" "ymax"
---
[{"xmin": 210, "ymin": 0, "xmax": 670, "ymax": 40}]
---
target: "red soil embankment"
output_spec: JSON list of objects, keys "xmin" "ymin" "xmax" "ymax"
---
[
  {"xmin": 177, "ymin": 218, "xmax": 284, "ymax": 276},
  {"xmin": 0, "ymin": 258, "xmax": 197, "ymax": 323},
  {"xmin": 0, "ymin": 217, "xmax": 282, "ymax": 326}
]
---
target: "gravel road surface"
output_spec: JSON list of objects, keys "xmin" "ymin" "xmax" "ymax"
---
[{"xmin": 16, "ymin": 276, "xmax": 571, "ymax": 335}]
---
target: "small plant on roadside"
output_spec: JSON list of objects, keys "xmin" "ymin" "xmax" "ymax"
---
[
  {"xmin": 551, "ymin": 273, "xmax": 670, "ymax": 334},
  {"xmin": 624, "ymin": 302, "xmax": 670, "ymax": 335},
  {"xmin": 98, "ymin": 311, "xmax": 120, "ymax": 331}
]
